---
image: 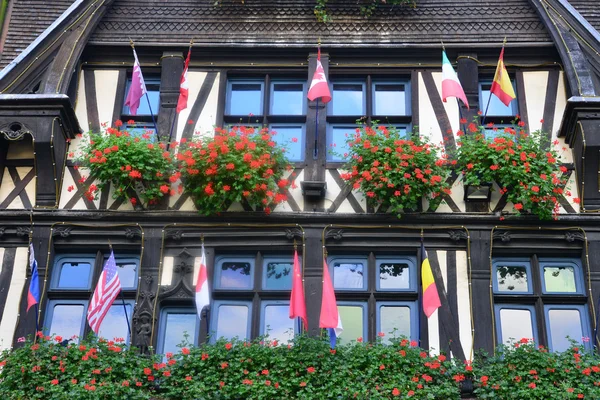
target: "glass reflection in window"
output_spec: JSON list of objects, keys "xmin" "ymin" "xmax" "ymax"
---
[
  {"xmin": 499, "ymin": 308, "xmax": 534, "ymax": 345},
  {"xmin": 548, "ymin": 308, "xmax": 583, "ymax": 352},
  {"xmin": 215, "ymin": 304, "xmax": 249, "ymax": 340},
  {"xmin": 480, "ymin": 82, "xmax": 516, "ymax": 117},
  {"xmin": 327, "ymin": 126, "xmax": 353, "ymax": 162},
  {"xmin": 98, "ymin": 304, "xmax": 132, "ymax": 342},
  {"xmin": 379, "ymin": 263, "xmax": 410, "ymax": 289},
  {"xmin": 544, "ymin": 266, "xmax": 577, "ymax": 293},
  {"xmin": 162, "ymin": 312, "xmax": 197, "ymax": 356},
  {"xmin": 373, "ymin": 83, "xmax": 407, "ymax": 116},
  {"xmin": 496, "ymin": 265, "xmax": 529, "ymax": 292},
  {"xmin": 379, "ymin": 306, "xmax": 411, "ymax": 343},
  {"xmin": 338, "ymin": 305, "xmax": 364, "ymax": 344},
  {"xmin": 48, "ymin": 304, "xmax": 84, "ymax": 340},
  {"xmin": 116, "ymin": 262, "xmax": 137, "ymax": 289},
  {"xmin": 331, "ymin": 83, "xmax": 364, "ymax": 115},
  {"xmin": 264, "ymin": 262, "xmax": 292, "ymax": 290},
  {"xmin": 333, "ymin": 262, "xmax": 364, "ymax": 289},
  {"xmin": 228, "ymin": 82, "xmax": 263, "ymax": 116},
  {"xmin": 57, "ymin": 261, "xmax": 92, "ymax": 289},
  {"xmin": 219, "ymin": 261, "xmax": 253, "ymax": 289},
  {"xmin": 271, "ymin": 125, "xmax": 303, "ymax": 162},
  {"xmin": 263, "ymin": 304, "xmax": 295, "ymax": 343},
  {"xmin": 271, "ymin": 83, "xmax": 304, "ymax": 115}
]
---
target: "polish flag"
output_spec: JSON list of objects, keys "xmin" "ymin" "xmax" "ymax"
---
[
  {"xmin": 176, "ymin": 47, "xmax": 191, "ymax": 113},
  {"xmin": 124, "ymin": 48, "xmax": 147, "ymax": 116},
  {"xmin": 195, "ymin": 243, "xmax": 210, "ymax": 319},
  {"xmin": 289, "ymin": 249, "xmax": 307, "ymax": 329},
  {"xmin": 441, "ymin": 50, "xmax": 469, "ymax": 110},
  {"xmin": 307, "ymin": 48, "xmax": 332, "ymax": 104},
  {"xmin": 319, "ymin": 259, "xmax": 343, "ymax": 348}
]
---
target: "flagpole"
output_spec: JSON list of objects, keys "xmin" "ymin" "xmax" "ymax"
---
[
  {"xmin": 108, "ymin": 239, "xmax": 132, "ymax": 340},
  {"xmin": 129, "ymin": 39, "xmax": 159, "ymax": 142},
  {"xmin": 482, "ymin": 37, "xmax": 507, "ymax": 125},
  {"xmin": 314, "ymin": 98, "xmax": 319, "ymax": 159}
]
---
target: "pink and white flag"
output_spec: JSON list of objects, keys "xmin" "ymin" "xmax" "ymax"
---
[
  {"xmin": 441, "ymin": 50, "xmax": 469, "ymax": 109},
  {"xmin": 124, "ymin": 48, "xmax": 147, "ymax": 116},
  {"xmin": 307, "ymin": 48, "xmax": 332, "ymax": 104},
  {"xmin": 176, "ymin": 47, "xmax": 191, "ymax": 113},
  {"xmin": 195, "ymin": 243, "xmax": 210, "ymax": 319}
]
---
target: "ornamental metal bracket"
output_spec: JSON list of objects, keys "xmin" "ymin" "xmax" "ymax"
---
[{"xmin": 0, "ymin": 121, "xmax": 32, "ymax": 141}]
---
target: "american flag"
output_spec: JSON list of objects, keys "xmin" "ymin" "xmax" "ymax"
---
[{"xmin": 87, "ymin": 251, "xmax": 122, "ymax": 334}]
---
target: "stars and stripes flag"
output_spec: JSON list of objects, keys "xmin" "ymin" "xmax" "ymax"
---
[
  {"xmin": 289, "ymin": 249, "xmax": 307, "ymax": 329},
  {"xmin": 87, "ymin": 250, "xmax": 122, "ymax": 334},
  {"xmin": 319, "ymin": 258, "xmax": 343, "ymax": 348},
  {"xmin": 441, "ymin": 50, "xmax": 469, "ymax": 109},
  {"xmin": 176, "ymin": 46, "xmax": 191, "ymax": 113},
  {"xmin": 307, "ymin": 48, "xmax": 332, "ymax": 103},
  {"xmin": 195, "ymin": 243, "xmax": 210, "ymax": 319},
  {"xmin": 124, "ymin": 48, "xmax": 147, "ymax": 116},
  {"xmin": 26, "ymin": 243, "xmax": 40, "ymax": 313}
]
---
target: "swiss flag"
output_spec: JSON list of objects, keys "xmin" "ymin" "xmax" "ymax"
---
[
  {"xmin": 307, "ymin": 49, "xmax": 331, "ymax": 104},
  {"xmin": 176, "ymin": 48, "xmax": 191, "ymax": 113}
]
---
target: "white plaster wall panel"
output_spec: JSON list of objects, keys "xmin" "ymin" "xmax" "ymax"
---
[
  {"xmin": 561, "ymin": 173, "xmax": 580, "ymax": 213},
  {"xmin": 449, "ymin": 175, "xmax": 465, "ymax": 212},
  {"xmin": 489, "ymin": 182, "xmax": 503, "ymax": 212},
  {"xmin": 227, "ymin": 202, "xmax": 245, "ymax": 212},
  {"xmin": 272, "ymin": 168, "xmax": 302, "ymax": 213},
  {"xmin": 0, "ymin": 169, "xmax": 16, "ymax": 206},
  {"xmin": 523, "ymin": 71, "xmax": 548, "ymax": 133},
  {"xmin": 197, "ymin": 73, "xmax": 220, "ymax": 137},
  {"xmin": 58, "ymin": 167, "xmax": 77, "ymax": 208},
  {"xmin": 176, "ymin": 71, "xmax": 207, "ymax": 141},
  {"xmin": 352, "ymin": 188, "xmax": 366, "ymax": 212},
  {"xmin": 336, "ymin": 198, "xmax": 355, "ymax": 213},
  {"xmin": 431, "ymin": 72, "xmax": 460, "ymax": 143},
  {"xmin": 19, "ymin": 167, "xmax": 35, "ymax": 208},
  {"xmin": 287, "ymin": 169, "xmax": 304, "ymax": 211},
  {"xmin": 324, "ymin": 169, "xmax": 342, "ymax": 212},
  {"xmin": 435, "ymin": 200, "xmax": 454, "ymax": 213},
  {"xmin": 0, "ymin": 247, "xmax": 28, "ymax": 350},
  {"xmin": 552, "ymin": 72, "xmax": 573, "ymax": 164},
  {"xmin": 74, "ymin": 72, "xmax": 89, "ymax": 132},
  {"xmin": 161, "ymin": 256, "xmax": 174, "ymax": 286},
  {"xmin": 418, "ymin": 72, "xmax": 444, "ymax": 145},
  {"xmin": 0, "ymin": 248, "xmax": 5, "ymax": 275},
  {"xmin": 178, "ymin": 195, "xmax": 198, "ymax": 211},
  {"xmin": 94, "ymin": 70, "xmax": 120, "ymax": 127},
  {"xmin": 455, "ymin": 250, "xmax": 473, "ymax": 359}
]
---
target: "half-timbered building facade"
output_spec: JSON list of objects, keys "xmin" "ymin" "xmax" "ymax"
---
[{"xmin": 0, "ymin": 0, "xmax": 599, "ymax": 363}]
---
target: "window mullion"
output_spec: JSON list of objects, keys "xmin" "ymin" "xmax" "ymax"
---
[
  {"xmin": 263, "ymin": 75, "xmax": 270, "ymax": 126},
  {"xmin": 366, "ymin": 75, "xmax": 373, "ymax": 125}
]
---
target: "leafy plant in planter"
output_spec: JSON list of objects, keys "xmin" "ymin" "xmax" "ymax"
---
[
  {"xmin": 455, "ymin": 121, "xmax": 569, "ymax": 220},
  {"xmin": 76, "ymin": 121, "xmax": 176, "ymax": 209},
  {"xmin": 339, "ymin": 124, "xmax": 451, "ymax": 216},
  {"xmin": 177, "ymin": 126, "xmax": 294, "ymax": 215}
]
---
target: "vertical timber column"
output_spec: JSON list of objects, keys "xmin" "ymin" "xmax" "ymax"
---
[
  {"xmin": 157, "ymin": 52, "xmax": 184, "ymax": 142},
  {"xmin": 304, "ymin": 52, "xmax": 329, "ymax": 212},
  {"xmin": 470, "ymin": 229, "xmax": 494, "ymax": 354},
  {"xmin": 303, "ymin": 228, "xmax": 324, "ymax": 336}
]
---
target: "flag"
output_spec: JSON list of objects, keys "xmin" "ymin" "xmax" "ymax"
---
[
  {"xmin": 176, "ymin": 47, "xmax": 191, "ymax": 113},
  {"xmin": 421, "ymin": 242, "xmax": 441, "ymax": 318},
  {"xmin": 441, "ymin": 50, "xmax": 469, "ymax": 109},
  {"xmin": 289, "ymin": 249, "xmax": 307, "ymax": 329},
  {"xmin": 87, "ymin": 251, "xmax": 122, "ymax": 334},
  {"xmin": 307, "ymin": 48, "xmax": 332, "ymax": 104},
  {"xmin": 195, "ymin": 243, "xmax": 210, "ymax": 319},
  {"xmin": 26, "ymin": 243, "xmax": 39, "ymax": 313},
  {"xmin": 124, "ymin": 48, "xmax": 147, "ymax": 116},
  {"xmin": 319, "ymin": 259, "xmax": 343, "ymax": 348},
  {"xmin": 490, "ymin": 47, "xmax": 516, "ymax": 107}
]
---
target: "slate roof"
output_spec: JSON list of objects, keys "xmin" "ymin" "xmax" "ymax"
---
[
  {"xmin": 88, "ymin": 0, "xmax": 552, "ymax": 48},
  {"xmin": 569, "ymin": 1, "xmax": 600, "ymax": 32},
  {"xmin": 0, "ymin": 0, "xmax": 73, "ymax": 68}
]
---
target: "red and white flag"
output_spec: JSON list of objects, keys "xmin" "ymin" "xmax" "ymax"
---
[
  {"xmin": 441, "ymin": 50, "xmax": 469, "ymax": 109},
  {"xmin": 319, "ymin": 259, "xmax": 343, "ymax": 348},
  {"xmin": 87, "ymin": 251, "xmax": 122, "ymax": 334},
  {"xmin": 195, "ymin": 243, "xmax": 210, "ymax": 319},
  {"xmin": 307, "ymin": 48, "xmax": 332, "ymax": 104},
  {"xmin": 176, "ymin": 47, "xmax": 191, "ymax": 113},
  {"xmin": 289, "ymin": 249, "xmax": 307, "ymax": 329},
  {"xmin": 124, "ymin": 49, "xmax": 147, "ymax": 116}
]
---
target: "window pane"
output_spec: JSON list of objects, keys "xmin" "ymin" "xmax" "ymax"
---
[
  {"xmin": 338, "ymin": 305, "xmax": 364, "ymax": 344},
  {"xmin": 332, "ymin": 83, "xmax": 364, "ymax": 115},
  {"xmin": 116, "ymin": 262, "xmax": 137, "ymax": 288},
  {"xmin": 263, "ymin": 305, "xmax": 294, "ymax": 343},
  {"xmin": 163, "ymin": 313, "xmax": 197, "ymax": 355},
  {"xmin": 379, "ymin": 306, "xmax": 411, "ymax": 342},
  {"xmin": 496, "ymin": 265, "xmax": 529, "ymax": 292},
  {"xmin": 98, "ymin": 304, "xmax": 132, "ymax": 342},
  {"xmin": 229, "ymin": 83, "xmax": 262, "ymax": 115},
  {"xmin": 500, "ymin": 308, "xmax": 534, "ymax": 344},
  {"xmin": 57, "ymin": 261, "xmax": 92, "ymax": 288},
  {"xmin": 271, "ymin": 126, "xmax": 303, "ymax": 162},
  {"xmin": 544, "ymin": 266, "xmax": 577, "ymax": 293},
  {"xmin": 333, "ymin": 262, "xmax": 364, "ymax": 289},
  {"xmin": 125, "ymin": 125, "xmax": 157, "ymax": 141},
  {"xmin": 219, "ymin": 261, "xmax": 253, "ymax": 289},
  {"xmin": 374, "ymin": 84, "xmax": 407, "ymax": 116},
  {"xmin": 271, "ymin": 83, "xmax": 304, "ymax": 115},
  {"xmin": 215, "ymin": 304, "xmax": 249, "ymax": 340},
  {"xmin": 264, "ymin": 262, "xmax": 293, "ymax": 290},
  {"xmin": 548, "ymin": 309, "xmax": 584, "ymax": 352},
  {"xmin": 328, "ymin": 126, "xmax": 353, "ymax": 162},
  {"xmin": 481, "ymin": 84, "xmax": 515, "ymax": 116},
  {"xmin": 123, "ymin": 80, "xmax": 160, "ymax": 116},
  {"xmin": 49, "ymin": 304, "xmax": 84, "ymax": 340},
  {"xmin": 379, "ymin": 263, "xmax": 410, "ymax": 289}
]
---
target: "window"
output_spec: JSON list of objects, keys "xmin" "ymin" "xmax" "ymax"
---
[
  {"xmin": 207, "ymin": 254, "xmax": 300, "ymax": 344},
  {"xmin": 479, "ymin": 80, "xmax": 518, "ymax": 124},
  {"xmin": 327, "ymin": 254, "xmax": 418, "ymax": 344},
  {"xmin": 45, "ymin": 253, "xmax": 139, "ymax": 343},
  {"xmin": 327, "ymin": 78, "xmax": 411, "ymax": 162},
  {"xmin": 225, "ymin": 77, "xmax": 306, "ymax": 162},
  {"xmin": 492, "ymin": 257, "xmax": 591, "ymax": 351},
  {"xmin": 157, "ymin": 308, "xmax": 198, "ymax": 356},
  {"xmin": 121, "ymin": 75, "xmax": 160, "ymax": 138}
]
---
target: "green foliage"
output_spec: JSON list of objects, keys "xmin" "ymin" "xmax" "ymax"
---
[
  {"xmin": 177, "ymin": 126, "xmax": 294, "ymax": 215},
  {"xmin": 455, "ymin": 122, "xmax": 571, "ymax": 220},
  {"xmin": 473, "ymin": 340, "xmax": 600, "ymax": 399},
  {"xmin": 76, "ymin": 121, "xmax": 176, "ymax": 208},
  {"xmin": 339, "ymin": 124, "xmax": 451, "ymax": 216},
  {"xmin": 0, "ymin": 334, "xmax": 157, "ymax": 399}
]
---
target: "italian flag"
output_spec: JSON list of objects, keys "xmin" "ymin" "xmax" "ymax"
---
[
  {"xmin": 441, "ymin": 51, "xmax": 469, "ymax": 109},
  {"xmin": 490, "ymin": 47, "xmax": 516, "ymax": 106}
]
